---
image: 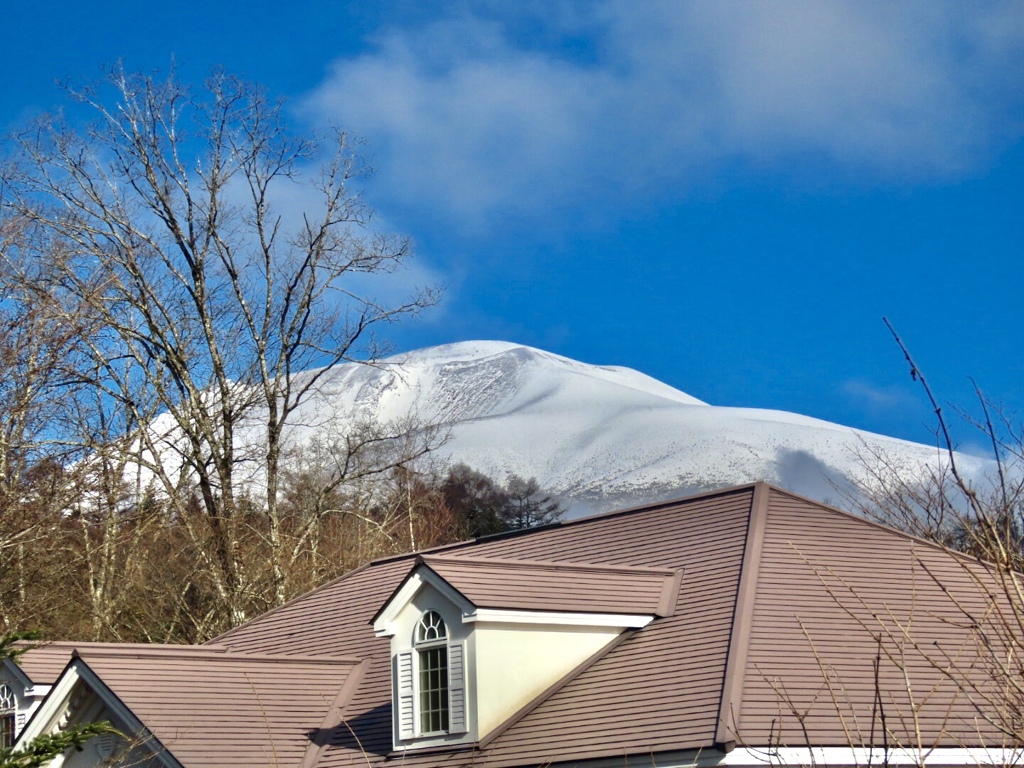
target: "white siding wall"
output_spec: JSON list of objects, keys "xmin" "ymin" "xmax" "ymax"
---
[{"xmin": 473, "ymin": 623, "xmax": 619, "ymax": 737}]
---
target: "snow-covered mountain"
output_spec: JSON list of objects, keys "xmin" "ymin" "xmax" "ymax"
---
[{"xmin": 276, "ymin": 341, "xmax": 981, "ymax": 515}]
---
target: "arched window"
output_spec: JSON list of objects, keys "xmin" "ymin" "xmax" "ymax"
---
[
  {"xmin": 393, "ymin": 609, "xmax": 466, "ymax": 744},
  {"xmin": 0, "ymin": 684, "xmax": 15, "ymax": 748},
  {"xmin": 414, "ymin": 611, "xmax": 449, "ymax": 733}
]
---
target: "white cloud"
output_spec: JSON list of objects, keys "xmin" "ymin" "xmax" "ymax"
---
[
  {"xmin": 841, "ymin": 379, "xmax": 917, "ymax": 413},
  {"xmin": 300, "ymin": 1, "xmax": 1024, "ymax": 227}
]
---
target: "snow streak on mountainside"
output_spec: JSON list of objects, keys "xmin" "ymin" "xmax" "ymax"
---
[{"xmin": 274, "ymin": 341, "xmax": 982, "ymax": 515}]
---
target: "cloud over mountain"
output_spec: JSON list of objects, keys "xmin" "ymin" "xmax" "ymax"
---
[{"xmin": 302, "ymin": 1, "xmax": 1024, "ymax": 225}]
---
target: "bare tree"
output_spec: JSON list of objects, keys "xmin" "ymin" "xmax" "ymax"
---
[
  {"xmin": 273, "ymin": 416, "xmax": 445, "ymax": 591},
  {"xmin": 439, "ymin": 464, "xmax": 564, "ymax": 537},
  {"xmin": 0, "ymin": 218, "xmax": 96, "ymax": 625},
  {"xmin": 830, "ymin": 319, "xmax": 1024, "ymax": 751},
  {"xmin": 843, "ymin": 321, "xmax": 1024, "ymax": 570},
  {"xmin": 0, "ymin": 66, "xmax": 436, "ymax": 630}
]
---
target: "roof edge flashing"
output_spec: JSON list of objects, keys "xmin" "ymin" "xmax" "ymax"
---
[{"xmin": 465, "ymin": 609, "xmax": 654, "ymax": 629}]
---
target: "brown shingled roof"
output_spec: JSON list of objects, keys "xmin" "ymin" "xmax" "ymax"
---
[
  {"xmin": 733, "ymin": 489, "xmax": 1012, "ymax": 749},
  {"xmin": 217, "ymin": 484, "xmax": 757, "ymax": 767},
  {"xmin": 15, "ymin": 642, "xmax": 217, "ymax": 686},
  {"xmin": 74, "ymin": 646, "xmax": 362, "ymax": 768},
  {"xmin": 417, "ymin": 554, "xmax": 682, "ymax": 616},
  {"xmin": 48, "ymin": 482, "xmax": 1016, "ymax": 768}
]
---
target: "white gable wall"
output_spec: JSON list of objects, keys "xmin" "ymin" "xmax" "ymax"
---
[
  {"xmin": 55, "ymin": 688, "xmax": 165, "ymax": 768},
  {"xmin": 473, "ymin": 622, "xmax": 619, "ymax": 736}
]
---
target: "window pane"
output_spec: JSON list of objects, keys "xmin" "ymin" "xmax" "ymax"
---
[
  {"xmin": 1, "ymin": 714, "xmax": 14, "ymax": 749},
  {"xmin": 416, "ymin": 611, "xmax": 447, "ymax": 643},
  {"xmin": 418, "ymin": 647, "xmax": 449, "ymax": 733}
]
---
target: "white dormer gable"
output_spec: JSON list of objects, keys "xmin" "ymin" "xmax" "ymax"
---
[
  {"xmin": 373, "ymin": 555, "xmax": 681, "ymax": 752},
  {"xmin": 14, "ymin": 659, "xmax": 166, "ymax": 768},
  {"xmin": 0, "ymin": 656, "xmax": 53, "ymax": 747},
  {"xmin": 379, "ymin": 580, "xmax": 471, "ymax": 750}
]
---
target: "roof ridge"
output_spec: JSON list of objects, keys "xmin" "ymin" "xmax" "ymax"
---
[
  {"xmin": 24, "ymin": 641, "xmax": 206, "ymax": 651},
  {"xmin": 73, "ymin": 647, "xmax": 362, "ymax": 665},
  {"xmin": 714, "ymin": 481, "xmax": 770, "ymax": 751},
  {"xmin": 557, "ymin": 481, "xmax": 763, "ymax": 524},
  {"xmin": 381, "ymin": 483, "xmax": 769, "ymax": 563},
  {"xmin": 420, "ymin": 553, "xmax": 676, "ymax": 576},
  {"xmin": 767, "ymin": 484, "xmax": 1024, "ymax": 574}
]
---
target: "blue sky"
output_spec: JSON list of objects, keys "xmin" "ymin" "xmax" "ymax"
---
[{"xmin": 3, "ymin": 1, "xmax": 1022, "ymax": 447}]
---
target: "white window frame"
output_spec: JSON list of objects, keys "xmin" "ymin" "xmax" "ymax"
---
[
  {"xmin": 414, "ymin": 611, "xmax": 449, "ymax": 735},
  {"xmin": 0, "ymin": 684, "xmax": 17, "ymax": 749},
  {"xmin": 394, "ymin": 610, "xmax": 467, "ymax": 747}
]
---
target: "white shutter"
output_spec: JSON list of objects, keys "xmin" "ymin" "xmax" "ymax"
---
[
  {"xmin": 448, "ymin": 642, "xmax": 467, "ymax": 733},
  {"xmin": 396, "ymin": 651, "xmax": 415, "ymax": 741}
]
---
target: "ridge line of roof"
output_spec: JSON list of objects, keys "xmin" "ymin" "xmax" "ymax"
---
[
  {"xmin": 714, "ymin": 481, "xmax": 770, "ymax": 750},
  {"xmin": 506, "ymin": 482, "xmax": 765, "ymax": 532},
  {"xmin": 74, "ymin": 647, "xmax": 362, "ymax": 665},
  {"xmin": 421, "ymin": 554, "xmax": 676, "ymax": 576},
  {"xmin": 370, "ymin": 483, "xmax": 766, "ymax": 566},
  {"xmin": 25, "ymin": 641, "xmax": 211, "ymax": 651},
  {"xmin": 766, "ymin": 484, "xmax": 1021, "ymax": 573}
]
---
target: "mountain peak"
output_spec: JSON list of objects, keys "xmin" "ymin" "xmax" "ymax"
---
[
  {"xmin": 148, "ymin": 342, "xmax": 983, "ymax": 518},
  {"xmin": 289, "ymin": 341, "xmax": 984, "ymax": 515}
]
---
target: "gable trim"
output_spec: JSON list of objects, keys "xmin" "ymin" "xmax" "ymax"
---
[
  {"xmin": 15, "ymin": 659, "xmax": 76, "ymax": 747},
  {"xmin": 465, "ymin": 609, "xmax": 654, "ymax": 628},
  {"xmin": 373, "ymin": 567, "xmax": 476, "ymax": 637},
  {"xmin": 16, "ymin": 659, "xmax": 181, "ymax": 768},
  {"xmin": 0, "ymin": 658, "xmax": 33, "ymax": 689},
  {"xmin": 656, "ymin": 568, "xmax": 684, "ymax": 618}
]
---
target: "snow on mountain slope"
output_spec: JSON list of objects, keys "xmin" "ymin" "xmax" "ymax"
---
[{"xmin": 276, "ymin": 341, "xmax": 984, "ymax": 515}]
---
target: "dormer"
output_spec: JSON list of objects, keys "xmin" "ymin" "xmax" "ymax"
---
[
  {"xmin": 0, "ymin": 653, "xmax": 56, "ymax": 747},
  {"xmin": 372, "ymin": 555, "xmax": 682, "ymax": 752}
]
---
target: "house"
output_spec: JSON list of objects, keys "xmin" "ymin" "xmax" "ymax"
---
[
  {"xmin": 1, "ymin": 641, "xmax": 145, "ymax": 745},
  {"xmin": 4, "ymin": 483, "xmax": 1021, "ymax": 767}
]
